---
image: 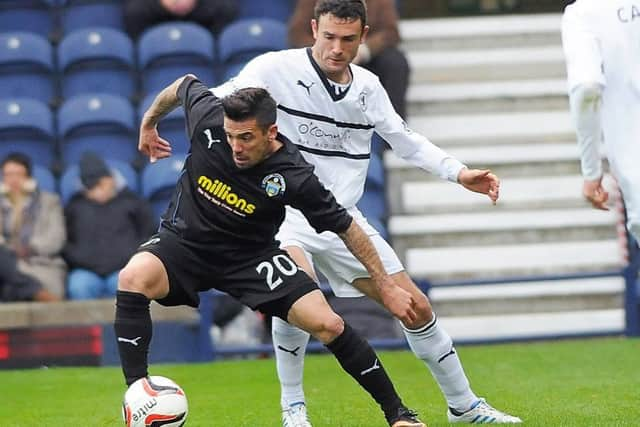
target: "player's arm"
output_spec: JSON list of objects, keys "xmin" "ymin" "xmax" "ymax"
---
[
  {"xmin": 569, "ymin": 83, "xmax": 608, "ymax": 210},
  {"xmin": 139, "ymin": 74, "xmax": 196, "ymax": 162},
  {"xmin": 291, "ymin": 170, "xmax": 416, "ymax": 323},
  {"xmin": 337, "ymin": 220, "xmax": 416, "ymax": 324},
  {"xmin": 372, "ymin": 86, "xmax": 500, "ymax": 203},
  {"xmin": 562, "ymin": 5, "xmax": 608, "ymax": 210}
]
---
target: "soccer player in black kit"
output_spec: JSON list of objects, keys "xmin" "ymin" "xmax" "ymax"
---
[{"xmin": 114, "ymin": 74, "xmax": 425, "ymax": 427}]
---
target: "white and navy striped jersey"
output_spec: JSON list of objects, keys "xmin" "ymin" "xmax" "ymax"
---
[{"xmin": 214, "ymin": 48, "xmax": 465, "ymax": 209}]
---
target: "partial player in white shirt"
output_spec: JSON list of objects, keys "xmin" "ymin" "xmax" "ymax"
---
[
  {"xmin": 562, "ymin": 0, "xmax": 640, "ymax": 242},
  {"xmin": 215, "ymin": 0, "xmax": 521, "ymax": 424}
]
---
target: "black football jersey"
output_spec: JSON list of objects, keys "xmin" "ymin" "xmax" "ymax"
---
[{"xmin": 158, "ymin": 77, "xmax": 352, "ymax": 257}]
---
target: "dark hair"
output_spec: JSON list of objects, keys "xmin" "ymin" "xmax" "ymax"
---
[
  {"xmin": 314, "ymin": 0, "xmax": 367, "ymax": 28},
  {"xmin": 1, "ymin": 152, "xmax": 32, "ymax": 176},
  {"xmin": 222, "ymin": 87, "xmax": 277, "ymax": 130}
]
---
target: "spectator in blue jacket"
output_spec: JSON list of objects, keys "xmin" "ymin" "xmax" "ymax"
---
[{"xmin": 63, "ymin": 152, "xmax": 156, "ymax": 300}]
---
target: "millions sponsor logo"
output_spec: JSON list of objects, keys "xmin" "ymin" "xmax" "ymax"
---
[{"xmin": 197, "ymin": 176, "xmax": 256, "ymax": 215}]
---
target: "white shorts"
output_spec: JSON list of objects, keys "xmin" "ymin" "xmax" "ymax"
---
[{"xmin": 276, "ymin": 207, "xmax": 405, "ymax": 297}]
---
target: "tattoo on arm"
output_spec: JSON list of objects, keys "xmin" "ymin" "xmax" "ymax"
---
[
  {"xmin": 141, "ymin": 74, "xmax": 194, "ymax": 129},
  {"xmin": 338, "ymin": 220, "xmax": 386, "ymax": 283}
]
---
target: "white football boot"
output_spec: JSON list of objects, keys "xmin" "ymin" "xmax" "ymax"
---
[
  {"xmin": 447, "ymin": 399, "xmax": 522, "ymax": 424},
  {"xmin": 282, "ymin": 402, "xmax": 312, "ymax": 427}
]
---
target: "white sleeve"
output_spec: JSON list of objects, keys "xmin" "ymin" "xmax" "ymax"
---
[
  {"xmin": 371, "ymin": 81, "xmax": 465, "ymax": 182},
  {"xmin": 561, "ymin": 3, "xmax": 606, "ymax": 91},
  {"xmin": 210, "ymin": 53, "xmax": 275, "ymax": 99},
  {"xmin": 569, "ymin": 83, "xmax": 604, "ymax": 180},
  {"xmin": 562, "ymin": 4, "xmax": 604, "ymax": 181}
]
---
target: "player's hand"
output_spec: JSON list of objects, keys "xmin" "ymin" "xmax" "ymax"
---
[
  {"xmin": 457, "ymin": 168, "xmax": 500, "ymax": 205},
  {"xmin": 583, "ymin": 177, "xmax": 609, "ymax": 210},
  {"xmin": 139, "ymin": 125, "xmax": 172, "ymax": 163},
  {"xmin": 378, "ymin": 278, "xmax": 417, "ymax": 324}
]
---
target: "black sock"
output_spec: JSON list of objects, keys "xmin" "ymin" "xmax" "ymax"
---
[
  {"xmin": 326, "ymin": 323, "xmax": 403, "ymax": 422},
  {"xmin": 114, "ymin": 290, "xmax": 152, "ymax": 386}
]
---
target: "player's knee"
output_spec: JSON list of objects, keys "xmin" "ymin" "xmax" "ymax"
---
[
  {"xmin": 118, "ymin": 263, "xmax": 153, "ymax": 295},
  {"xmin": 313, "ymin": 313, "xmax": 344, "ymax": 343},
  {"xmin": 414, "ymin": 292, "xmax": 433, "ymax": 317},
  {"xmin": 404, "ymin": 291, "xmax": 434, "ymax": 329}
]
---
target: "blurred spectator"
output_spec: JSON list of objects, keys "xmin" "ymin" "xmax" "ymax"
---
[
  {"xmin": 124, "ymin": 0, "xmax": 239, "ymax": 39},
  {"xmin": 289, "ymin": 0, "xmax": 410, "ymax": 118},
  {"xmin": 63, "ymin": 152, "xmax": 156, "ymax": 300},
  {"xmin": 0, "ymin": 246, "xmax": 58, "ymax": 302},
  {"xmin": 0, "ymin": 153, "xmax": 66, "ymax": 299}
]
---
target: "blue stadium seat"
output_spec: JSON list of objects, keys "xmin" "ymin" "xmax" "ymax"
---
[
  {"xmin": 59, "ymin": 0, "xmax": 124, "ymax": 35},
  {"xmin": 0, "ymin": 32, "xmax": 55, "ymax": 104},
  {"xmin": 141, "ymin": 159, "xmax": 185, "ymax": 217},
  {"xmin": 32, "ymin": 164, "xmax": 56, "ymax": 193},
  {"xmin": 59, "ymin": 158, "xmax": 138, "ymax": 204},
  {"xmin": 0, "ymin": 98, "xmax": 55, "ymax": 167},
  {"xmin": 366, "ymin": 152, "xmax": 385, "ymax": 190},
  {"xmin": 356, "ymin": 186, "xmax": 387, "ymax": 223},
  {"xmin": 237, "ymin": 0, "xmax": 293, "ymax": 23},
  {"xmin": 58, "ymin": 28, "xmax": 135, "ymax": 99},
  {"xmin": 138, "ymin": 22, "xmax": 216, "ymax": 96},
  {"xmin": 371, "ymin": 132, "xmax": 388, "ymax": 155},
  {"xmin": 139, "ymin": 94, "xmax": 188, "ymax": 157},
  {"xmin": 218, "ymin": 18, "xmax": 287, "ymax": 67},
  {"xmin": 58, "ymin": 94, "xmax": 137, "ymax": 165},
  {"xmin": 222, "ymin": 61, "xmax": 247, "ymax": 82},
  {"xmin": 0, "ymin": 0, "xmax": 55, "ymax": 38}
]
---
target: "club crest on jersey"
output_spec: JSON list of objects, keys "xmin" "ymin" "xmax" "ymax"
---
[
  {"xmin": 261, "ymin": 173, "xmax": 286, "ymax": 198},
  {"xmin": 358, "ymin": 91, "xmax": 367, "ymax": 112}
]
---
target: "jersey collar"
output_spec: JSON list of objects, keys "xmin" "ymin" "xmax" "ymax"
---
[{"xmin": 306, "ymin": 48, "xmax": 352, "ymax": 102}]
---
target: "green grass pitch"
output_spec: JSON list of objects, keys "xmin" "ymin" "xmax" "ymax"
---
[{"xmin": 0, "ymin": 337, "xmax": 638, "ymax": 426}]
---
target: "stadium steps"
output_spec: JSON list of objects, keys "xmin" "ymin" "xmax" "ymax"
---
[
  {"xmin": 389, "ymin": 208, "xmax": 618, "ymax": 250},
  {"xmin": 440, "ymin": 309, "xmax": 624, "ymax": 342},
  {"xmin": 405, "ymin": 240, "xmax": 624, "ymax": 282},
  {"xmin": 431, "ymin": 276, "xmax": 625, "ymax": 316},
  {"xmin": 400, "ymin": 13, "xmax": 562, "ymax": 52},
  {"xmin": 401, "ymin": 13, "xmax": 564, "ymax": 85},
  {"xmin": 407, "ymin": 46, "xmax": 565, "ymax": 84},
  {"xmin": 384, "ymin": 13, "xmax": 627, "ymax": 339},
  {"xmin": 390, "ymin": 175, "xmax": 588, "ymax": 215},
  {"xmin": 384, "ymin": 142, "xmax": 582, "ymax": 183},
  {"xmin": 406, "ymin": 110, "xmax": 574, "ymax": 146},
  {"xmin": 407, "ymin": 78, "xmax": 568, "ymax": 115}
]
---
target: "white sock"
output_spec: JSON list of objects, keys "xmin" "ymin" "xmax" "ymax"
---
[
  {"xmin": 403, "ymin": 316, "xmax": 478, "ymax": 412},
  {"xmin": 272, "ymin": 316, "xmax": 311, "ymax": 410}
]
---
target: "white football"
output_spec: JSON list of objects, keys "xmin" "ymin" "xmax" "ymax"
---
[{"xmin": 122, "ymin": 376, "xmax": 188, "ymax": 427}]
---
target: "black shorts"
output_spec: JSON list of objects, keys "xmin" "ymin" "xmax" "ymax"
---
[{"xmin": 137, "ymin": 231, "xmax": 318, "ymax": 320}]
